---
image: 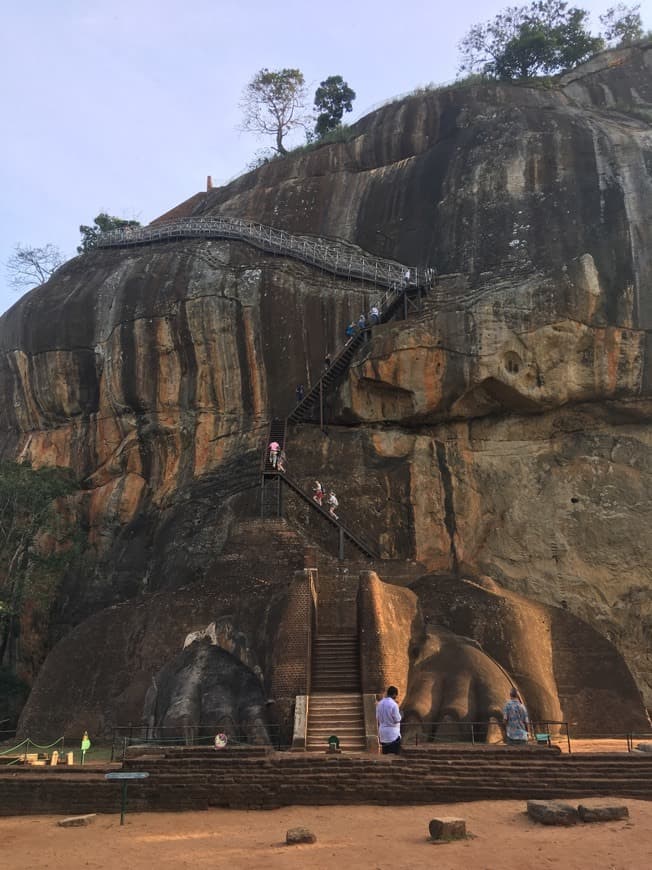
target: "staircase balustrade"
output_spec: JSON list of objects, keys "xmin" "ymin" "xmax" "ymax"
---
[{"xmin": 94, "ymin": 215, "xmax": 427, "ymax": 291}]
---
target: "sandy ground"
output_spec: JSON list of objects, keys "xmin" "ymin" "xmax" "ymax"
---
[{"xmin": 2, "ymin": 799, "xmax": 650, "ymax": 870}]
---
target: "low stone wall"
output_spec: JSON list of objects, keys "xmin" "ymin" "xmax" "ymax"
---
[{"xmin": 1, "ymin": 748, "xmax": 651, "ymax": 816}]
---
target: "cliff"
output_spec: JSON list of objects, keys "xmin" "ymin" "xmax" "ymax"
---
[{"xmin": 2, "ymin": 44, "xmax": 651, "ymax": 731}]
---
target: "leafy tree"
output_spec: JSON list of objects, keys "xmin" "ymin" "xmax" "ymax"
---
[
  {"xmin": 78, "ymin": 212, "xmax": 141, "ymax": 254},
  {"xmin": 600, "ymin": 4, "xmax": 643, "ymax": 45},
  {"xmin": 6, "ymin": 243, "xmax": 64, "ymax": 292},
  {"xmin": 240, "ymin": 68, "xmax": 309, "ymax": 155},
  {"xmin": 459, "ymin": 1, "xmax": 604, "ymax": 79},
  {"xmin": 314, "ymin": 76, "xmax": 356, "ymax": 138},
  {"xmin": 0, "ymin": 462, "xmax": 77, "ymax": 669}
]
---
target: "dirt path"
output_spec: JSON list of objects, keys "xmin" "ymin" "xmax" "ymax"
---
[{"xmin": 2, "ymin": 798, "xmax": 650, "ymax": 869}]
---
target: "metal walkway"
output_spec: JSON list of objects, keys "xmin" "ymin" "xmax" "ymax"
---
[{"xmin": 94, "ymin": 215, "xmax": 432, "ymax": 291}]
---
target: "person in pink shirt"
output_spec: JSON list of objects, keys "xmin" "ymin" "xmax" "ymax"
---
[{"xmin": 268, "ymin": 441, "xmax": 280, "ymax": 469}]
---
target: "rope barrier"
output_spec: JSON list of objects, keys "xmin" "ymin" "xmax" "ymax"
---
[
  {"xmin": 24, "ymin": 737, "xmax": 65, "ymax": 751},
  {"xmin": 0, "ymin": 738, "xmax": 29, "ymax": 755},
  {"xmin": 0, "ymin": 736, "xmax": 64, "ymax": 757}
]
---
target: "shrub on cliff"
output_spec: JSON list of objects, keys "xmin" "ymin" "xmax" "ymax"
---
[{"xmin": 78, "ymin": 213, "xmax": 141, "ymax": 253}]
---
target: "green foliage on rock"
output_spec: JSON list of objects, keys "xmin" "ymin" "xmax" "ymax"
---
[
  {"xmin": 314, "ymin": 75, "xmax": 356, "ymax": 139},
  {"xmin": 0, "ymin": 461, "xmax": 78, "ymax": 668},
  {"xmin": 458, "ymin": 1, "xmax": 604, "ymax": 79},
  {"xmin": 78, "ymin": 213, "xmax": 141, "ymax": 253},
  {"xmin": 240, "ymin": 68, "xmax": 309, "ymax": 155},
  {"xmin": 600, "ymin": 4, "xmax": 643, "ymax": 46}
]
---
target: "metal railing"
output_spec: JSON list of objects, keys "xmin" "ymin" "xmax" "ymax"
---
[
  {"xmin": 94, "ymin": 215, "xmax": 424, "ymax": 291},
  {"xmin": 110, "ymin": 722, "xmax": 291, "ymax": 760},
  {"xmin": 627, "ymin": 732, "xmax": 652, "ymax": 752},
  {"xmin": 402, "ymin": 720, "xmax": 572, "ymax": 753}
]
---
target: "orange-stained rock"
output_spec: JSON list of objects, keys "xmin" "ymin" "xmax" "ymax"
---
[{"xmin": 1, "ymin": 44, "xmax": 652, "ymax": 726}]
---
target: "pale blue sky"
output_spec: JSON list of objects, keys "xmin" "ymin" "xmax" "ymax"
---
[{"xmin": 0, "ymin": 0, "xmax": 646, "ymax": 314}]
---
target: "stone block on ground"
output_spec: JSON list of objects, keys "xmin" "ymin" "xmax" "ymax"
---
[
  {"xmin": 57, "ymin": 814, "xmax": 96, "ymax": 828},
  {"xmin": 429, "ymin": 817, "xmax": 467, "ymax": 841},
  {"xmin": 578, "ymin": 804, "xmax": 629, "ymax": 823},
  {"xmin": 286, "ymin": 826, "xmax": 316, "ymax": 845},
  {"xmin": 527, "ymin": 800, "xmax": 579, "ymax": 826}
]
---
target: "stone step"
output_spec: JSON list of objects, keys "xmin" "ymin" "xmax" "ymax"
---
[
  {"xmin": 307, "ymin": 724, "xmax": 366, "ymax": 732},
  {"xmin": 308, "ymin": 710, "xmax": 364, "ymax": 719},
  {"xmin": 307, "ymin": 725, "xmax": 366, "ymax": 735},
  {"xmin": 314, "ymin": 635, "xmax": 358, "ymax": 641},
  {"xmin": 311, "ymin": 684, "xmax": 361, "ymax": 691},
  {"xmin": 313, "ymin": 658, "xmax": 359, "ymax": 663},
  {"xmin": 309, "ymin": 703, "xmax": 363, "ymax": 710},
  {"xmin": 314, "ymin": 638, "xmax": 358, "ymax": 644},
  {"xmin": 312, "ymin": 663, "xmax": 360, "ymax": 669}
]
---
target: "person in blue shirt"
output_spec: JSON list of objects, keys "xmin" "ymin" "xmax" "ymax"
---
[{"xmin": 503, "ymin": 687, "xmax": 529, "ymax": 744}]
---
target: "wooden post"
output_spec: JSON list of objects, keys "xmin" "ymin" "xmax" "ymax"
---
[{"xmin": 339, "ymin": 527, "xmax": 345, "ymax": 561}]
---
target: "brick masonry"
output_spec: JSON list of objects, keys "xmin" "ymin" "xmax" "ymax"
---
[
  {"xmin": 270, "ymin": 569, "xmax": 316, "ymax": 699},
  {"xmin": 1, "ymin": 748, "xmax": 651, "ymax": 815}
]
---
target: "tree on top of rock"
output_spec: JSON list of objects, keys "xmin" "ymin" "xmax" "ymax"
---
[
  {"xmin": 600, "ymin": 4, "xmax": 644, "ymax": 46},
  {"xmin": 458, "ymin": 1, "xmax": 604, "ymax": 79},
  {"xmin": 6, "ymin": 243, "xmax": 64, "ymax": 292},
  {"xmin": 78, "ymin": 213, "xmax": 141, "ymax": 253},
  {"xmin": 240, "ymin": 68, "xmax": 309, "ymax": 155},
  {"xmin": 314, "ymin": 76, "xmax": 356, "ymax": 139}
]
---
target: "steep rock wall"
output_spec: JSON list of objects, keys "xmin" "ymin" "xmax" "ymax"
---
[{"xmin": 0, "ymin": 45, "xmax": 651, "ymax": 719}]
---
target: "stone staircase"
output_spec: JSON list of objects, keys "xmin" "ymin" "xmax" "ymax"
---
[
  {"xmin": 306, "ymin": 566, "xmax": 366, "ymax": 752},
  {"xmin": 307, "ymin": 635, "xmax": 365, "ymax": 752}
]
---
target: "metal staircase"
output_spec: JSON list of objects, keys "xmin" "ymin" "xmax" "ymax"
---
[{"xmin": 288, "ymin": 330, "xmax": 367, "ymax": 424}]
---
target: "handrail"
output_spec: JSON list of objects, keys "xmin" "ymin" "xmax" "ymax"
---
[
  {"xmin": 94, "ymin": 215, "xmax": 425, "ymax": 291},
  {"xmin": 277, "ymin": 469, "xmax": 379, "ymax": 559},
  {"xmin": 403, "ymin": 720, "xmax": 572, "ymax": 753},
  {"xmin": 289, "ymin": 330, "xmax": 367, "ymax": 422}
]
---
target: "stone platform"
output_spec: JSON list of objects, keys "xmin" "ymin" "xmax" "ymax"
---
[{"xmin": 1, "ymin": 745, "xmax": 651, "ymax": 816}]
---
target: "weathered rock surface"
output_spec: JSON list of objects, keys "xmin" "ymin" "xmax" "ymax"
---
[
  {"xmin": 1, "ymin": 45, "xmax": 652, "ymax": 730},
  {"xmin": 57, "ymin": 814, "xmax": 96, "ymax": 828},
  {"xmin": 429, "ymin": 817, "xmax": 467, "ymax": 841},
  {"xmin": 578, "ymin": 804, "xmax": 629, "ymax": 822},
  {"xmin": 527, "ymin": 800, "xmax": 579, "ymax": 826},
  {"xmin": 286, "ymin": 826, "xmax": 316, "ymax": 845}
]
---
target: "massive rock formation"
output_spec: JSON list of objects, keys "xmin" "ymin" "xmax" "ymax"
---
[{"xmin": 2, "ymin": 44, "xmax": 651, "ymax": 734}]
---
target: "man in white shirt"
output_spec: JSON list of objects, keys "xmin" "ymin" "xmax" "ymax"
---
[{"xmin": 376, "ymin": 685, "xmax": 402, "ymax": 754}]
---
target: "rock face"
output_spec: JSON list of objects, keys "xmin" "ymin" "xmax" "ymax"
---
[{"xmin": 2, "ymin": 44, "xmax": 652, "ymax": 732}]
